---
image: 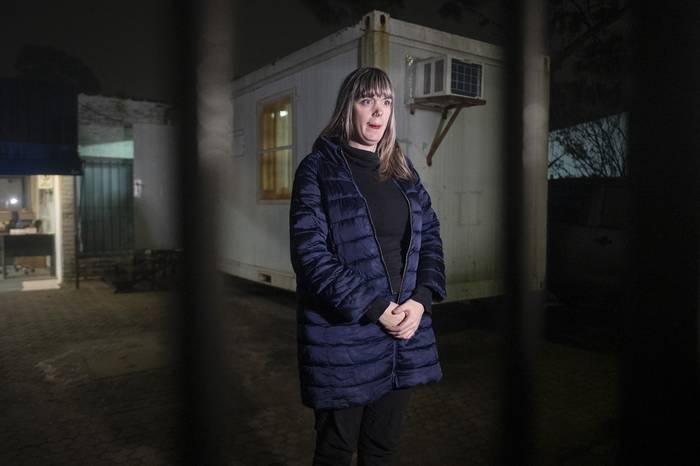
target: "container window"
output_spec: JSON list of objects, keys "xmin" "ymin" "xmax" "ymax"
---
[{"xmin": 259, "ymin": 94, "xmax": 293, "ymax": 200}]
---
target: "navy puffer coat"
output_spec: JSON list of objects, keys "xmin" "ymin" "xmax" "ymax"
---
[{"xmin": 289, "ymin": 135, "xmax": 446, "ymax": 410}]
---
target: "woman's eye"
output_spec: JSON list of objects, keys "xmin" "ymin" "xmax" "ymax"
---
[{"xmin": 384, "ymin": 100, "xmax": 392, "ymax": 106}]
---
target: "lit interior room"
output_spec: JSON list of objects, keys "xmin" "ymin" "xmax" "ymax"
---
[{"xmin": 0, "ymin": 175, "xmax": 58, "ymax": 284}]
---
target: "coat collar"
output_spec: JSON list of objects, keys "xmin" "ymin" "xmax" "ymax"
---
[
  {"xmin": 312, "ymin": 135, "xmax": 345, "ymax": 167},
  {"xmin": 312, "ymin": 134, "xmax": 416, "ymax": 193}
]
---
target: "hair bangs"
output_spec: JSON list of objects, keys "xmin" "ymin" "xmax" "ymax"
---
[{"xmin": 355, "ymin": 70, "xmax": 393, "ymax": 100}]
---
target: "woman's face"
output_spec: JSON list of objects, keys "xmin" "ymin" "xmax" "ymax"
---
[{"xmin": 350, "ymin": 94, "xmax": 392, "ymax": 151}]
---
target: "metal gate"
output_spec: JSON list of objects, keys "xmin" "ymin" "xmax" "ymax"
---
[{"xmin": 76, "ymin": 157, "xmax": 134, "ymax": 255}]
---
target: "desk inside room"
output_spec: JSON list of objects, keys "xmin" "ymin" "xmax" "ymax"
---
[{"xmin": 0, "ymin": 233, "xmax": 55, "ymax": 279}]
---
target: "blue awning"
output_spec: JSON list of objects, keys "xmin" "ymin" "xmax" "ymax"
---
[{"xmin": 0, "ymin": 78, "xmax": 82, "ymax": 175}]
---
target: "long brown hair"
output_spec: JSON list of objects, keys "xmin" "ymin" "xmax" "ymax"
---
[{"xmin": 321, "ymin": 67, "xmax": 414, "ymax": 181}]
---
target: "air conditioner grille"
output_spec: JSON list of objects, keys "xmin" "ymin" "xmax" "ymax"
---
[{"xmin": 451, "ymin": 60, "xmax": 482, "ymax": 97}]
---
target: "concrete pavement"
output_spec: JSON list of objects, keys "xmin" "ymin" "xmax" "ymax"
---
[{"xmin": 0, "ymin": 277, "xmax": 618, "ymax": 465}]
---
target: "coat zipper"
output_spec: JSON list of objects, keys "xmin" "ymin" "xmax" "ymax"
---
[
  {"xmin": 391, "ymin": 341, "xmax": 398, "ymax": 388},
  {"xmin": 339, "ymin": 150, "xmax": 411, "ymax": 390},
  {"xmin": 393, "ymin": 181, "xmax": 413, "ymax": 390},
  {"xmin": 394, "ymin": 181, "xmax": 414, "ymax": 301}
]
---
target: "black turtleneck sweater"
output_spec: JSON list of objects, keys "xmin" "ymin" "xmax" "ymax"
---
[{"xmin": 341, "ymin": 143, "xmax": 433, "ymax": 322}]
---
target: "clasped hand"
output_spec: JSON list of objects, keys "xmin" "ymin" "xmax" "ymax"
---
[{"xmin": 378, "ymin": 299, "xmax": 424, "ymax": 340}]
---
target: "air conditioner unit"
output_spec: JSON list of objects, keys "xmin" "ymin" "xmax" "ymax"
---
[{"xmin": 413, "ymin": 56, "xmax": 483, "ymax": 99}]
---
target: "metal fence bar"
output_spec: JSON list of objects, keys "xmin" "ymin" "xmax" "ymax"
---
[
  {"xmin": 178, "ymin": 0, "xmax": 233, "ymax": 463},
  {"xmin": 501, "ymin": 0, "xmax": 547, "ymax": 463},
  {"xmin": 621, "ymin": 2, "xmax": 700, "ymax": 463}
]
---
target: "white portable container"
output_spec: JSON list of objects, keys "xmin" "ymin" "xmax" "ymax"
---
[{"xmin": 217, "ymin": 10, "xmax": 549, "ymax": 302}]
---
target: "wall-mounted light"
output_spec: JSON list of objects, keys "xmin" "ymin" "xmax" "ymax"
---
[{"xmin": 279, "ymin": 110, "xmax": 288, "ymax": 117}]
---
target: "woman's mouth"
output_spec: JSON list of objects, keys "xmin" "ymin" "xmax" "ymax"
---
[{"xmin": 368, "ymin": 123, "xmax": 382, "ymax": 130}]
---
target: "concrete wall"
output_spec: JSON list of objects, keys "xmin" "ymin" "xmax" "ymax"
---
[{"xmin": 133, "ymin": 124, "xmax": 179, "ymax": 250}]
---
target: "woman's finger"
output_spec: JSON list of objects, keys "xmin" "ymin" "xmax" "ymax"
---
[
  {"xmin": 392, "ymin": 317, "xmax": 420, "ymax": 337},
  {"xmin": 398, "ymin": 325, "xmax": 417, "ymax": 339},
  {"xmin": 397, "ymin": 316, "xmax": 418, "ymax": 330}
]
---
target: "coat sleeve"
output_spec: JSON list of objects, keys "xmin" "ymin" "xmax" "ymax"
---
[
  {"xmin": 410, "ymin": 161, "xmax": 447, "ymax": 302},
  {"xmin": 289, "ymin": 156, "xmax": 384, "ymax": 324}
]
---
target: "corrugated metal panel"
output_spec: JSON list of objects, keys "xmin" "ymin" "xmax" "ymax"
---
[{"xmin": 77, "ymin": 157, "xmax": 133, "ymax": 255}]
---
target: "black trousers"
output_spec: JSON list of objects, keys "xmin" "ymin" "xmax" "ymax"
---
[{"xmin": 312, "ymin": 388, "xmax": 411, "ymax": 466}]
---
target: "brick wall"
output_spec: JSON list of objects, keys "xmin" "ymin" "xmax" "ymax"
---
[
  {"xmin": 76, "ymin": 254, "xmax": 135, "ymax": 280},
  {"xmin": 60, "ymin": 175, "xmax": 76, "ymax": 280},
  {"xmin": 78, "ymin": 94, "xmax": 171, "ymax": 126}
]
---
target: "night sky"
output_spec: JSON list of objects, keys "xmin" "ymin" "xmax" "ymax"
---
[
  {"xmin": 2, "ymin": 0, "xmax": 179, "ymax": 102},
  {"xmin": 1, "ymin": 0, "xmax": 502, "ymax": 104}
]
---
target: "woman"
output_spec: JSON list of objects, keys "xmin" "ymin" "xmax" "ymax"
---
[{"xmin": 289, "ymin": 67, "xmax": 446, "ymax": 465}]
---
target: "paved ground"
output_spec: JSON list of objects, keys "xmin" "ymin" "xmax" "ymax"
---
[{"xmin": 0, "ymin": 276, "xmax": 618, "ymax": 465}]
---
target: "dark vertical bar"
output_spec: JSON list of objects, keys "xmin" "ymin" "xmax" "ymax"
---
[
  {"xmin": 115, "ymin": 161, "xmax": 120, "ymax": 251},
  {"xmin": 176, "ymin": 0, "xmax": 198, "ymax": 461},
  {"xmin": 74, "ymin": 175, "xmax": 80, "ymax": 288},
  {"xmin": 117, "ymin": 161, "xmax": 123, "ymax": 250},
  {"xmin": 106, "ymin": 162, "xmax": 112, "ymax": 251},
  {"xmin": 96, "ymin": 163, "xmax": 102, "ymax": 253},
  {"xmin": 127, "ymin": 161, "xmax": 134, "ymax": 249},
  {"xmin": 88, "ymin": 163, "xmax": 94, "ymax": 254},
  {"xmin": 88, "ymin": 164, "xmax": 94, "ymax": 254},
  {"xmin": 107, "ymin": 160, "xmax": 113, "ymax": 251},
  {"xmin": 100, "ymin": 162, "xmax": 106, "ymax": 253},
  {"xmin": 86, "ymin": 164, "xmax": 92, "ymax": 254},
  {"xmin": 124, "ymin": 161, "xmax": 129, "ymax": 250},
  {"xmin": 502, "ymin": 0, "xmax": 529, "ymax": 462},
  {"xmin": 124, "ymin": 161, "xmax": 128, "ymax": 250},
  {"xmin": 105, "ymin": 161, "xmax": 111, "ymax": 251},
  {"xmin": 110, "ymin": 161, "xmax": 116, "ymax": 251},
  {"xmin": 501, "ymin": 0, "xmax": 546, "ymax": 463},
  {"xmin": 621, "ymin": 3, "xmax": 700, "ymax": 463},
  {"xmin": 178, "ymin": 0, "xmax": 233, "ymax": 463}
]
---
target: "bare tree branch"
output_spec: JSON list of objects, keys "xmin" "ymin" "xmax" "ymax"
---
[{"xmin": 549, "ymin": 113, "xmax": 627, "ymax": 178}]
